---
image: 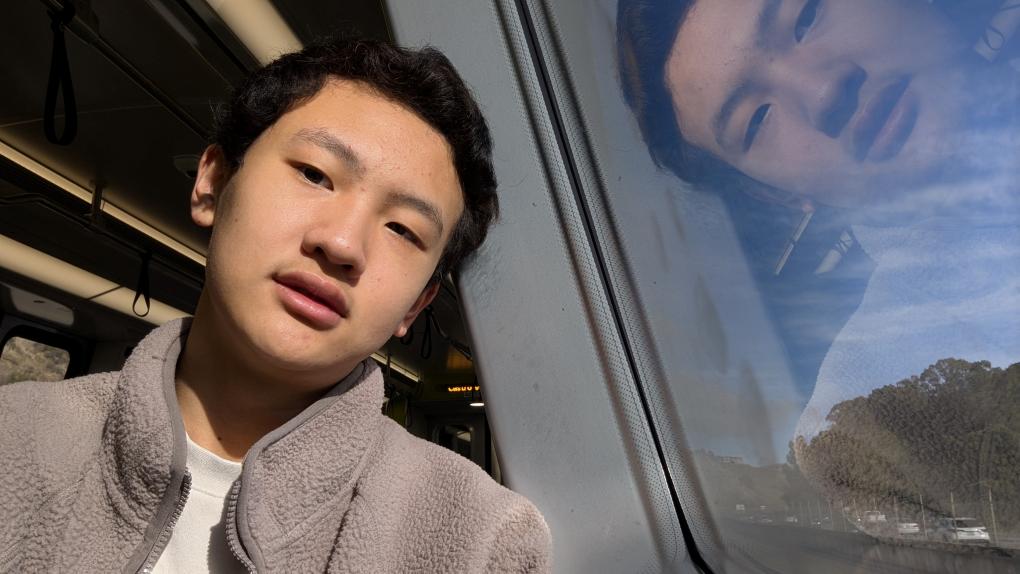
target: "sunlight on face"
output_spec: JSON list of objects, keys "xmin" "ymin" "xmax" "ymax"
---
[{"xmin": 196, "ymin": 80, "xmax": 464, "ymax": 387}]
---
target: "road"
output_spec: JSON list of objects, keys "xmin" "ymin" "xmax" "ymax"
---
[{"xmin": 714, "ymin": 521, "xmax": 1020, "ymax": 574}]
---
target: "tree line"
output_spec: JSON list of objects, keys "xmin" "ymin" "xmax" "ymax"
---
[{"xmin": 796, "ymin": 358, "xmax": 1020, "ymax": 530}]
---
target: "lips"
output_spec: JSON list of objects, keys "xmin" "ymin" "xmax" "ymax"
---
[
  {"xmin": 273, "ymin": 270, "xmax": 349, "ymax": 328},
  {"xmin": 851, "ymin": 76, "xmax": 917, "ymax": 162}
]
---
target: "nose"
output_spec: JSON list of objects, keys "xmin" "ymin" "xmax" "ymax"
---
[
  {"xmin": 772, "ymin": 56, "xmax": 866, "ymax": 138},
  {"xmin": 301, "ymin": 206, "xmax": 369, "ymax": 281}
]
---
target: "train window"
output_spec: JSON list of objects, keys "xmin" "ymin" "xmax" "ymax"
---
[
  {"xmin": 485, "ymin": 0, "xmax": 1020, "ymax": 571},
  {"xmin": 0, "ymin": 335, "xmax": 71, "ymax": 385}
]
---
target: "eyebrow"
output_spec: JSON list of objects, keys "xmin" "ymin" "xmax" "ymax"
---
[
  {"xmin": 384, "ymin": 190, "xmax": 445, "ymax": 237},
  {"xmin": 292, "ymin": 127, "xmax": 446, "ymax": 237},
  {"xmin": 711, "ymin": 0, "xmax": 781, "ymax": 149},
  {"xmin": 293, "ymin": 127, "xmax": 365, "ymax": 177}
]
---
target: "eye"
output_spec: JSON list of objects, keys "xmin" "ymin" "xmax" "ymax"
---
[
  {"xmin": 795, "ymin": 0, "xmax": 820, "ymax": 42},
  {"xmin": 386, "ymin": 222, "xmax": 422, "ymax": 246},
  {"xmin": 743, "ymin": 104, "xmax": 772, "ymax": 151},
  {"xmin": 299, "ymin": 165, "xmax": 331, "ymax": 188}
]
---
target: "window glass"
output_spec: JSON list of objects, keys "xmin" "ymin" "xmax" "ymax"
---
[
  {"xmin": 0, "ymin": 336, "xmax": 71, "ymax": 385},
  {"xmin": 539, "ymin": 0, "xmax": 1020, "ymax": 570}
]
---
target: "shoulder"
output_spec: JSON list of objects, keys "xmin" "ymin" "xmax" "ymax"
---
[
  {"xmin": 372, "ymin": 417, "xmax": 508, "ymax": 500},
  {"xmin": 0, "ymin": 372, "xmax": 118, "ymax": 467},
  {"xmin": 0, "ymin": 371, "xmax": 118, "ymax": 425},
  {"xmin": 367, "ymin": 417, "xmax": 552, "ymax": 571},
  {"xmin": 0, "ymin": 373, "xmax": 119, "ymax": 538}
]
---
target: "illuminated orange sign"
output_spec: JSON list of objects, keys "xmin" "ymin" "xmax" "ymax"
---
[{"xmin": 446, "ymin": 385, "xmax": 480, "ymax": 393}]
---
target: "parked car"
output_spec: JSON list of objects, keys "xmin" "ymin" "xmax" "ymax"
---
[
  {"xmin": 897, "ymin": 522, "xmax": 921, "ymax": 537},
  {"xmin": 862, "ymin": 511, "xmax": 888, "ymax": 524},
  {"xmin": 935, "ymin": 518, "xmax": 991, "ymax": 545}
]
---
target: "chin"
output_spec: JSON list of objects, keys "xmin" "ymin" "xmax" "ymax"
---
[
  {"xmin": 242, "ymin": 318, "xmax": 329, "ymax": 365},
  {"xmin": 259, "ymin": 343, "xmax": 353, "ymax": 384}
]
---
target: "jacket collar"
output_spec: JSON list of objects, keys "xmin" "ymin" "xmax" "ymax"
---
[
  {"xmin": 233, "ymin": 356, "xmax": 385, "ymax": 567},
  {"xmin": 101, "ymin": 318, "xmax": 189, "ymax": 530},
  {"xmin": 100, "ymin": 318, "xmax": 386, "ymax": 553}
]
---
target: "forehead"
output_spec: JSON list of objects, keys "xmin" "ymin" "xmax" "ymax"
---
[
  {"xmin": 664, "ymin": 0, "xmax": 767, "ymax": 153},
  {"xmin": 277, "ymin": 79, "xmax": 454, "ymax": 163}
]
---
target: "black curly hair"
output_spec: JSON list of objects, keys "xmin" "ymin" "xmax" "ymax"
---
[
  {"xmin": 617, "ymin": 0, "xmax": 725, "ymax": 185},
  {"xmin": 212, "ymin": 37, "xmax": 497, "ymax": 281},
  {"xmin": 617, "ymin": 0, "xmax": 796, "ymax": 206}
]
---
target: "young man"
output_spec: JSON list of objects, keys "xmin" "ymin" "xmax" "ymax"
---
[{"xmin": 0, "ymin": 38, "xmax": 550, "ymax": 573}]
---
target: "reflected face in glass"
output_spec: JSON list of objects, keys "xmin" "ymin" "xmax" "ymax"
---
[{"xmin": 665, "ymin": 0, "xmax": 973, "ymax": 208}]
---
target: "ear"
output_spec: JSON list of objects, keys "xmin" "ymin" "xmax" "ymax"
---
[
  {"xmin": 190, "ymin": 145, "xmax": 230, "ymax": 228},
  {"xmin": 393, "ymin": 282, "xmax": 441, "ymax": 338}
]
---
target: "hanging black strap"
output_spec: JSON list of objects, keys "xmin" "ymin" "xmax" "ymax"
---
[
  {"xmin": 132, "ymin": 252, "xmax": 152, "ymax": 317},
  {"xmin": 419, "ymin": 307, "xmax": 433, "ymax": 360},
  {"xmin": 44, "ymin": 2, "xmax": 78, "ymax": 146}
]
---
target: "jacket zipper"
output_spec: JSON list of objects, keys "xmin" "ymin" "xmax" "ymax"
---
[
  {"xmin": 225, "ymin": 480, "xmax": 257, "ymax": 574},
  {"xmin": 135, "ymin": 472, "xmax": 191, "ymax": 574}
]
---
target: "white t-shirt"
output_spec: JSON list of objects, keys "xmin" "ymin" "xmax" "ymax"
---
[{"xmin": 152, "ymin": 437, "xmax": 247, "ymax": 574}]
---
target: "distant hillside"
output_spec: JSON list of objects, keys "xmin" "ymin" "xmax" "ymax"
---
[
  {"xmin": 797, "ymin": 358, "xmax": 1020, "ymax": 529},
  {"xmin": 0, "ymin": 336, "xmax": 70, "ymax": 385}
]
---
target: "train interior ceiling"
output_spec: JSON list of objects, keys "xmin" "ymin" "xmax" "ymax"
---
[{"xmin": 0, "ymin": 0, "xmax": 497, "ymax": 479}]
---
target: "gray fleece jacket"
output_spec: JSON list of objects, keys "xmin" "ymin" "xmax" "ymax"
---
[{"xmin": 0, "ymin": 319, "xmax": 551, "ymax": 573}]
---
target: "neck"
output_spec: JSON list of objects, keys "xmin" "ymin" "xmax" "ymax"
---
[{"xmin": 175, "ymin": 295, "xmax": 334, "ymax": 461}]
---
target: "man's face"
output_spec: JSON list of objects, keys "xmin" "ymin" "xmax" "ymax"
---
[
  {"xmin": 191, "ymin": 79, "xmax": 463, "ymax": 385},
  {"xmin": 665, "ymin": 0, "xmax": 972, "ymax": 208}
]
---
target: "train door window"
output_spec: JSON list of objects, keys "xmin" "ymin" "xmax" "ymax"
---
[
  {"xmin": 419, "ymin": 408, "xmax": 492, "ymax": 474},
  {"xmin": 434, "ymin": 423, "xmax": 474, "ymax": 460},
  {"xmin": 0, "ymin": 335, "xmax": 71, "ymax": 385}
]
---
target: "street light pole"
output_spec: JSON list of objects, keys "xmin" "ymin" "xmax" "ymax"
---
[
  {"xmin": 919, "ymin": 493, "xmax": 928, "ymax": 539},
  {"xmin": 950, "ymin": 491, "xmax": 956, "ymax": 518},
  {"xmin": 988, "ymin": 486, "xmax": 998, "ymax": 544}
]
